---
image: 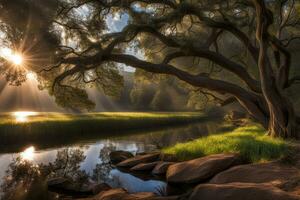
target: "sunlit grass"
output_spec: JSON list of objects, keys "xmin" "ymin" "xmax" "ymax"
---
[
  {"xmin": 0, "ymin": 111, "xmax": 204, "ymax": 124},
  {"xmin": 0, "ymin": 112, "xmax": 210, "ymax": 152},
  {"xmin": 163, "ymin": 124, "xmax": 291, "ymax": 163}
]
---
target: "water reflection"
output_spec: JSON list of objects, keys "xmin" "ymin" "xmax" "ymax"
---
[
  {"xmin": 20, "ymin": 146, "xmax": 35, "ymax": 161},
  {"xmin": 92, "ymin": 144, "xmax": 115, "ymax": 183},
  {"xmin": 109, "ymin": 169, "xmax": 167, "ymax": 195},
  {"xmin": 1, "ymin": 148, "xmax": 89, "ymax": 200},
  {"xmin": 1, "ymin": 146, "xmax": 167, "ymax": 200},
  {"xmin": 0, "ymin": 121, "xmax": 226, "ymax": 199}
]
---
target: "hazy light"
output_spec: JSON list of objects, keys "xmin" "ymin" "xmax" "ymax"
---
[
  {"xmin": 13, "ymin": 111, "xmax": 37, "ymax": 123},
  {"xmin": 20, "ymin": 146, "xmax": 35, "ymax": 161},
  {"xmin": 27, "ymin": 72, "xmax": 37, "ymax": 80},
  {"xmin": 0, "ymin": 48, "xmax": 24, "ymax": 65},
  {"xmin": 11, "ymin": 54, "xmax": 23, "ymax": 65}
]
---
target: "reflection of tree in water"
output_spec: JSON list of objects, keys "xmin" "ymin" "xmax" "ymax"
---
[
  {"xmin": 45, "ymin": 148, "xmax": 89, "ymax": 183},
  {"xmin": 129, "ymin": 123, "xmax": 212, "ymax": 149},
  {"xmin": 1, "ymin": 148, "xmax": 88, "ymax": 200},
  {"xmin": 92, "ymin": 143, "xmax": 115, "ymax": 183}
]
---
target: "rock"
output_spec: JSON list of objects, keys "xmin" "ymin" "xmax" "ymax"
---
[
  {"xmin": 80, "ymin": 188, "xmax": 178, "ymax": 200},
  {"xmin": 131, "ymin": 161, "xmax": 161, "ymax": 171},
  {"xmin": 84, "ymin": 188, "xmax": 128, "ymax": 200},
  {"xmin": 210, "ymin": 162, "xmax": 300, "ymax": 185},
  {"xmin": 152, "ymin": 162, "xmax": 175, "ymax": 175},
  {"xmin": 160, "ymin": 154, "xmax": 178, "ymax": 162},
  {"xmin": 166, "ymin": 154, "xmax": 241, "ymax": 184},
  {"xmin": 279, "ymin": 176, "xmax": 300, "ymax": 196},
  {"xmin": 92, "ymin": 183, "xmax": 112, "ymax": 195},
  {"xmin": 47, "ymin": 177, "xmax": 110, "ymax": 196},
  {"xmin": 109, "ymin": 150, "xmax": 134, "ymax": 165},
  {"xmin": 188, "ymin": 183, "xmax": 299, "ymax": 200},
  {"xmin": 117, "ymin": 153, "xmax": 160, "ymax": 168}
]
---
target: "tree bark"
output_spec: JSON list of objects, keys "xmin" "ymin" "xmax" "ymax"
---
[{"xmin": 253, "ymin": 0, "xmax": 298, "ymax": 138}]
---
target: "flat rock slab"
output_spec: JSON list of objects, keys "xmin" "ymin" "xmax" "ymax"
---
[
  {"xmin": 188, "ymin": 183, "xmax": 300, "ymax": 200},
  {"xmin": 78, "ymin": 188, "xmax": 178, "ymax": 200},
  {"xmin": 117, "ymin": 153, "xmax": 160, "ymax": 168},
  {"xmin": 167, "ymin": 154, "xmax": 241, "ymax": 184},
  {"xmin": 109, "ymin": 151, "xmax": 134, "ymax": 165},
  {"xmin": 98, "ymin": 189, "xmax": 155, "ymax": 200},
  {"xmin": 131, "ymin": 161, "xmax": 161, "ymax": 171},
  {"xmin": 152, "ymin": 162, "xmax": 175, "ymax": 175},
  {"xmin": 210, "ymin": 162, "xmax": 300, "ymax": 185}
]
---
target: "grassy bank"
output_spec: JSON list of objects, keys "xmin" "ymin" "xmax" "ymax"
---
[
  {"xmin": 0, "ymin": 112, "xmax": 210, "ymax": 151},
  {"xmin": 163, "ymin": 125, "xmax": 291, "ymax": 163}
]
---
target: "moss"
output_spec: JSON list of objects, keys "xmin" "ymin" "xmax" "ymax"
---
[{"xmin": 163, "ymin": 124, "xmax": 291, "ymax": 163}]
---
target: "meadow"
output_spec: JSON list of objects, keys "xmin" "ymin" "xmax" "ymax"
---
[{"xmin": 0, "ymin": 112, "xmax": 209, "ymax": 152}]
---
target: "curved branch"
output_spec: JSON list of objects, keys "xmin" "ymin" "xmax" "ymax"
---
[
  {"xmin": 105, "ymin": 53, "xmax": 267, "ymax": 125},
  {"xmin": 106, "ymin": 53, "xmax": 256, "ymax": 99}
]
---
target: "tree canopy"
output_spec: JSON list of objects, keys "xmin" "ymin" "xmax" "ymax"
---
[{"xmin": 0, "ymin": 0, "xmax": 300, "ymax": 137}]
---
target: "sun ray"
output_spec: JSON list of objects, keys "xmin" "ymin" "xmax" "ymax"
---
[{"xmin": 0, "ymin": 48, "xmax": 24, "ymax": 65}]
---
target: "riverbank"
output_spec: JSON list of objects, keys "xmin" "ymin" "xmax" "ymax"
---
[
  {"xmin": 47, "ymin": 124, "xmax": 300, "ymax": 199},
  {"xmin": 0, "ymin": 112, "xmax": 213, "ymax": 152},
  {"xmin": 163, "ymin": 124, "xmax": 291, "ymax": 163}
]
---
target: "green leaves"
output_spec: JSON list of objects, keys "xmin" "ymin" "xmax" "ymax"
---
[
  {"xmin": 94, "ymin": 62, "xmax": 124, "ymax": 97},
  {"xmin": 53, "ymin": 85, "xmax": 95, "ymax": 111}
]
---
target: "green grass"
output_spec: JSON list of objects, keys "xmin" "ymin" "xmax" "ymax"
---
[
  {"xmin": 0, "ymin": 112, "xmax": 205, "ymax": 124},
  {"xmin": 163, "ymin": 124, "xmax": 291, "ymax": 163},
  {"xmin": 0, "ymin": 112, "xmax": 211, "ymax": 152}
]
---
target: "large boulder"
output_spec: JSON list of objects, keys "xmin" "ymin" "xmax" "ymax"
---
[
  {"xmin": 188, "ymin": 183, "xmax": 299, "ymax": 200},
  {"xmin": 109, "ymin": 151, "xmax": 134, "ymax": 165},
  {"xmin": 117, "ymin": 153, "xmax": 160, "ymax": 168},
  {"xmin": 152, "ymin": 162, "xmax": 175, "ymax": 175},
  {"xmin": 167, "ymin": 154, "xmax": 241, "ymax": 184},
  {"xmin": 131, "ymin": 161, "xmax": 161, "ymax": 171},
  {"xmin": 210, "ymin": 162, "xmax": 300, "ymax": 185}
]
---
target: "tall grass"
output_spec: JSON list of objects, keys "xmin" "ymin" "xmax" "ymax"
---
[{"xmin": 163, "ymin": 125, "xmax": 291, "ymax": 163}]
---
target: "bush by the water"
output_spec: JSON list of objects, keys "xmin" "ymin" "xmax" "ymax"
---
[{"xmin": 163, "ymin": 125, "xmax": 291, "ymax": 163}]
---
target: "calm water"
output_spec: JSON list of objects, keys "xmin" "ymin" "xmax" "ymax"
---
[{"xmin": 0, "ymin": 120, "xmax": 223, "ymax": 199}]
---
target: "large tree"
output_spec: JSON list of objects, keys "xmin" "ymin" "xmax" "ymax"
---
[{"xmin": 0, "ymin": 0, "xmax": 300, "ymax": 138}]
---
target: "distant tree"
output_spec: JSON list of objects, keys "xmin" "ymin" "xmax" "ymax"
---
[{"xmin": 0, "ymin": 0, "xmax": 300, "ymax": 138}]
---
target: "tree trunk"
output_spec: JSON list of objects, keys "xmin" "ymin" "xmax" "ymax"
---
[
  {"xmin": 267, "ymin": 96, "xmax": 298, "ymax": 138},
  {"xmin": 254, "ymin": 0, "xmax": 298, "ymax": 138}
]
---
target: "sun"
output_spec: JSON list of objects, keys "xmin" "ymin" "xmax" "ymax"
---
[
  {"xmin": 0, "ymin": 48, "xmax": 24, "ymax": 65},
  {"xmin": 13, "ymin": 111, "xmax": 37, "ymax": 123},
  {"xmin": 11, "ymin": 53, "xmax": 23, "ymax": 65}
]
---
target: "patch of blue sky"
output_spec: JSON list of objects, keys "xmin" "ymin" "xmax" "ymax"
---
[{"xmin": 106, "ymin": 12, "xmax": 147, "ymax": 73}]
